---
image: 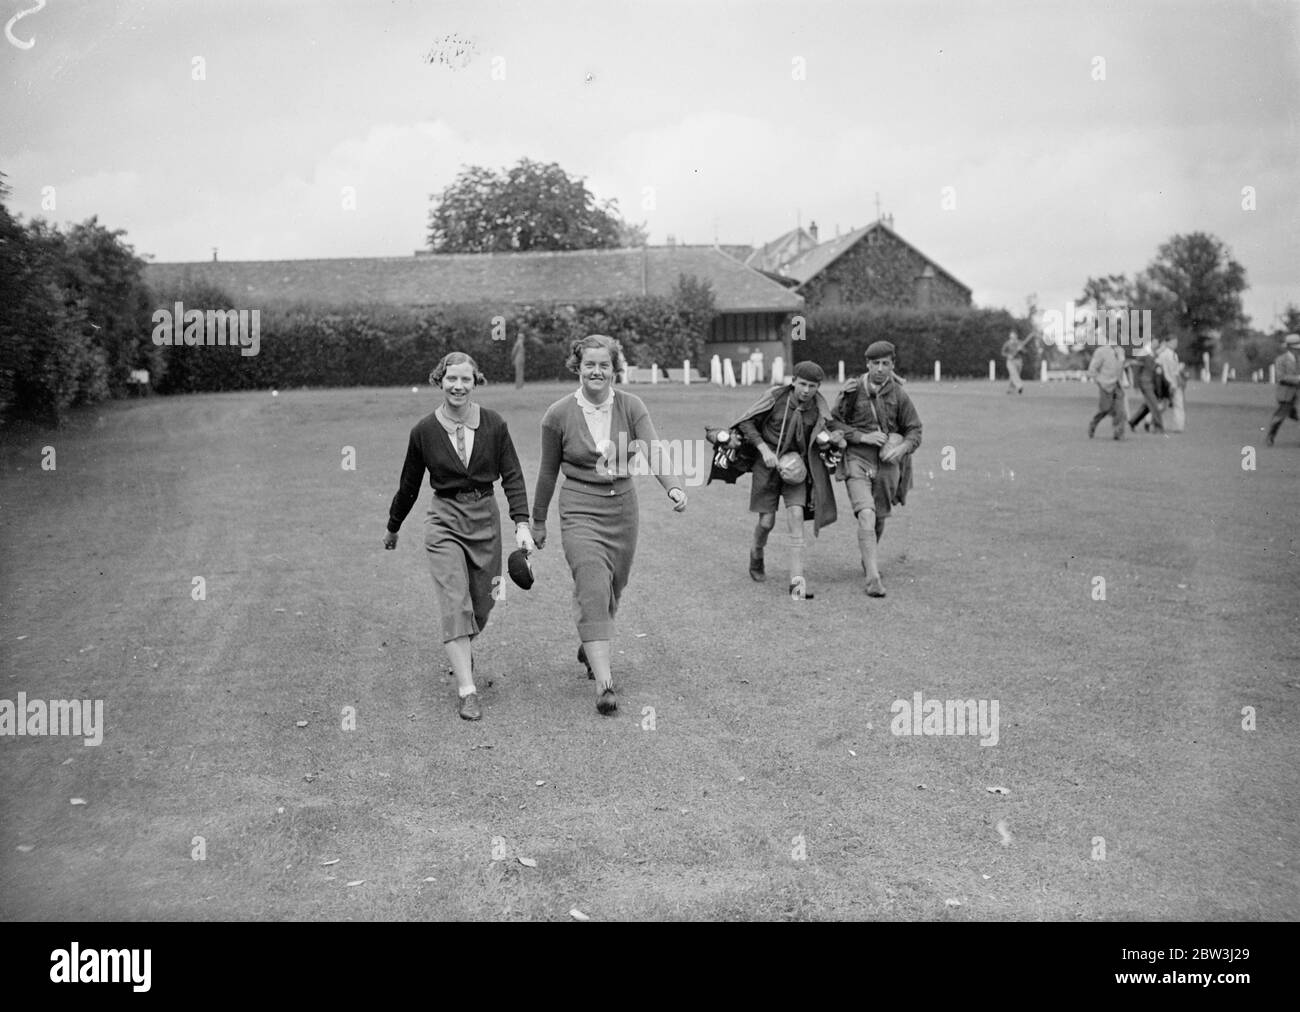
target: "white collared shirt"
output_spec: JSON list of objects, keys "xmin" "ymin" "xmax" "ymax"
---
[
  {"xmin": 574, "ymin": 387, "xmax": 615, "ymax": 451},
  {"xmin": 435, "ymin": 403, "xmax": 479, "ymax": 466}
]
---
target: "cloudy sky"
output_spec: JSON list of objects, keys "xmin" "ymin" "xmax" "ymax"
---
[{"xmin": 3, "ymin": 0, "xmax": 1297, "ymax": 327}]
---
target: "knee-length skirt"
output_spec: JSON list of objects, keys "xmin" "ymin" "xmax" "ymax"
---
[
  {"xmin": 559, "ymin": 483, "xmax": 639, "ymax": 642},
  {"xmin": 424, "ymin": 494, "xmax": 501, "ymax": 643}
]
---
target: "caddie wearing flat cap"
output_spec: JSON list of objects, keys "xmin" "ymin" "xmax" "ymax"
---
[
  {"xmin": 1265, "ymin": 333, "xmax": 1300, "ymax": 446},
  {"xmin": 730, "ymin": 360, "xmax": 841, "ymax": 600},
  {"xmin": 827, "ymin": 341, "xmax": 923, "ymax": 598}
]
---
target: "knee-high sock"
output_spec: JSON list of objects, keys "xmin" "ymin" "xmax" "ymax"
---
[
  {"xmin": 786, "ymin": 507, "xmax": 805, "ymax": 583},
  {"xmin": 857, "ymin": 527, "xmax": 880, "ymax": 582}
]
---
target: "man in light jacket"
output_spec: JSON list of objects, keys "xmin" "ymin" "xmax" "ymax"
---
[{"xmin": 1087, "ymin": 335, "xmax": 1128, "ymax": 440}]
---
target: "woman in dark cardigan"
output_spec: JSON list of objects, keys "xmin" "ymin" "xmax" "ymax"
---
[
  {"xmin": 530, "ymin": 335, "xmax": 687, "ymax": 716},
  {"xmin": 384, "ymin": 352, "xmax": 536, "ymax": 721}
]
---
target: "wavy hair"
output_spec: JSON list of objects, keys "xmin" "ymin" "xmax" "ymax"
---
[
  {"xmin": 429, "ymin": 351, "xmax": 486, "ymax": 387},
  {"xmin": 566, "ymin": 334, "xmax": 627, "ymax": 375}
]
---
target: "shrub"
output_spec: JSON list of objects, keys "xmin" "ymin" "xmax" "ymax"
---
[{"xmin": 797, "ymin": 306, "xmax": 1028, "ymax": 379}]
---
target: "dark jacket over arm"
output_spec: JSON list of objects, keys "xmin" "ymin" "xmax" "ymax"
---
[{"xmin": 729, "ymin": 383, "xmax": 838, "ymax": 534}]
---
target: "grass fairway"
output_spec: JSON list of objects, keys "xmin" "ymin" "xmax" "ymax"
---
[{"xmin": 1, "ymin": 377, "xmax": 1296, "ymax": 921}]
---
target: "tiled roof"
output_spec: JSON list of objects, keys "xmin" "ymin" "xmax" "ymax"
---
[
  {"xmin": 780, "ymin": 224, "xmax": 874, "ymax": 283},
  {"xmin": 143, "ymin": 246, "xmax": 803, "ymax": 313},
  {"xmin": 703, "ymin": 244, "xmax": 759, "ymax": 263},
  {"xmin": 779, "ymin": 221, "xmax": 971, "ymax": 294},
  {"xmin": 744, "ymin": 227, "xmax": 818, "ymax": 273}
]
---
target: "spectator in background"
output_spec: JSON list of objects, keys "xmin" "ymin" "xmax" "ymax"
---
[
  {"xmin": 1265, "ymin": 333, "xmax": 1300, "ymax": 446},
  {"xmin": 1154, "ymin": 336, "xmax": 1185, "ymax": 433},
  {"xmin": 1087, "ymin": 333, "xmax": 1128, "ymax": 440},
  {"xmin": 512, "ymin": 332, "xmax": 526, "ymax": 389},
  {"xmin": 1001, "ymin": 329, "xmax": 1029, "ymax": 394},
  {"xmin": 1127, "ymin": 336, "xmax": 1165, "ymax": 435}
]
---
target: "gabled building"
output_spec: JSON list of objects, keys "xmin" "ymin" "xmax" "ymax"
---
[
  {"xmin": 774, "ymin": 217, "xmax": 972, "ymax": 311},
  {"xmin": 743, "ymin": 224, "xmax": 820, "ymax": 276}
]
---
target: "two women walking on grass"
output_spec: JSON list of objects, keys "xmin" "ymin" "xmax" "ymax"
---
[{"xmin": 385, "ymin": 337, "xmax": 686, "ymax": 722}]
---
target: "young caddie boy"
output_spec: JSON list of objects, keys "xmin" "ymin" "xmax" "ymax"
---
[
  {"xmin": 827, "ymin": 342, "xmax": 923, "ymax": 598},
  {"xmin": 731, "ymin": 361, "xmax": 841, "ymax": 600}
]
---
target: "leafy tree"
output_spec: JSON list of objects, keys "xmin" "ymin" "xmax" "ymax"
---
[
  {"xmin": 670, "ymin": 273, "xmax": 716, "ymax": 364},
  {"xmin": 58, "ymin": 216, "xmax": 157, "ymax": 396},
  {"xmin": 1078, "ymin": 273, "xmax": 1135, "ymax": 310},
  {"xmin": 427, "ymin": 158, "xmax": 632, "ymax": 253},
  {"xmin": 0, "ymin": 174, "xmax": 154, "ymax": 421},
  {"xmin": 616, "ymin": 219, "xmax": 649, "ymax": 248},
  {"xmin": 1273, "ymin": 303, "xmax": 1300, "ymax": 336},
  {"xmin": 0, "ymin": 211, "xmax": 105, "ymax": 423},
  {"xmin": 1138, "ymin": 233, "xmax": 1247, "ymax": 359},
  {"xmin": 1079, "ymin": 233, "xmax": 1249, "ymax": 363}
]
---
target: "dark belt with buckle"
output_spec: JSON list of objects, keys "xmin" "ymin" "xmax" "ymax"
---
[{"xmin": 436, "ymin": 486, "xmax": 492, "ymax": 503}]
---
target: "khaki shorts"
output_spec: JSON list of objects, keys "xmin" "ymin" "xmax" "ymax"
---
[
  {"xmin": 843, "ymin": 450, "xmax": 899, "ymax": 520},
  {"xmin": 749, "ymin": 458, "xmax": 807, "ymax": 513}
]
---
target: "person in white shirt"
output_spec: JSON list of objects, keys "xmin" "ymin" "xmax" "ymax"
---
[{"xmin": 1154, "ymin": 336, "xmax": 1185, "ymax": 433}]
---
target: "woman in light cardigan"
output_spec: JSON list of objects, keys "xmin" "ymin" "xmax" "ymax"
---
[{"xmin": 531, "ymin": 335, "xmax": 688, "ymax": 715}]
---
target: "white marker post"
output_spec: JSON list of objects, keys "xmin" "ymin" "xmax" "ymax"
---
[
  {"xmin": 651, "ymin": 363, "xmax": 659, "ymax": 384},
  {"xmin": 1040, "ymin": 359, "xmax": 1048, "ymax": 382},
  {"xmin": 989, "ymin": 360, "xmax": 996, "ymax": 381},
  {"xmin": 838, "ymin": 360, "xmax": 845, "ymax": 383},
  {"xmin": 1221, "ymin": 363, "xmax": 1230, "ymax": 384},
  {"xmin": 710, "ymin": 355, "xmax": 722, "ymax": 385},
  {"xmin": 1270, "ymin": 364, "xmax": 1277, "ymax": 384},
  {"xmin": 723, "ymin": 358, "xmax": 737, "ymax": 387},
  {"xmin": 934, "ymin": 361, "xmax": 941, "ymax": 383},
  {"xmin": 683, "ymin": 360, "xmax": 691, "ymax": 386}
]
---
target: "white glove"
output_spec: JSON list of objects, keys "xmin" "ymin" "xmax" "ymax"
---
[{"xmin": 515, "ymin": 523, "xmax": 537, "ymax": 552}]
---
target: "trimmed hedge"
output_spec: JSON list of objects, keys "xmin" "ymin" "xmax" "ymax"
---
[
  {"xmin": 796, "ymin": 306, "xmax": 1034, "ymax": 379},
  {"xmin": 148, "ymin": 285, "xmax": 715, "ymax": 393}
]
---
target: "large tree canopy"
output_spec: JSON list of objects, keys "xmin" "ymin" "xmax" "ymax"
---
[
  {"xmin": 1078, "ymin": 232, "xmax": 1249, "ymax": 360},
  {"xmin": 426, "ymin": 158, "xmax": 643, "ymax": 253}
]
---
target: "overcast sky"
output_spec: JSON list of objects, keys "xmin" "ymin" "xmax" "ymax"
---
[{"xmin": 3, "ymin": 0, "xmax": 1297, "ymax": 328}]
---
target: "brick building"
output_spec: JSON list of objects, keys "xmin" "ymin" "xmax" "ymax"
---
[{"xmin": 774, "ymin": 217, "xmax": 972, "ymax": 311}]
